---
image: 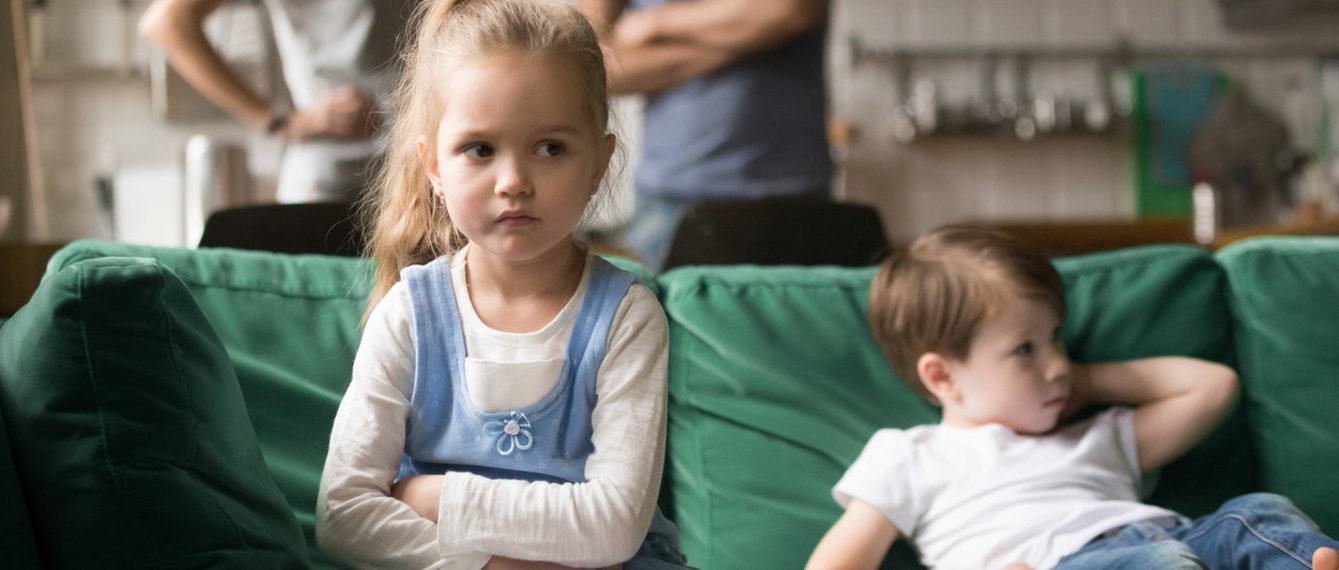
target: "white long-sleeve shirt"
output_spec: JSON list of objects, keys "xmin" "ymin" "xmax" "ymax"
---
[{"xmin": 317, "ymin": 251, "xmax": 668, "ymax": 569}]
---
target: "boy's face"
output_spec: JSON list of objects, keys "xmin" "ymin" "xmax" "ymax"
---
[{"xmin": 940, "ymin": 297, "xmax": 1072, "ymax": 434}]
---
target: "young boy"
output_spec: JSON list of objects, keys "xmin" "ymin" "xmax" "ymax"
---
[{"xmin": 807, "ymin": 225, "xmax": 1339, "ymax": 570}]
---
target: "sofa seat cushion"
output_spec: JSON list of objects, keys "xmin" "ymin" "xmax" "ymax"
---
[
  {"xmin": 659, "ymin": 244, "xmax": 1249, "ymax": 570},
  {"xmin": 1217, "ymin": 236, "xmax": 1339, "ymax": 535},
  {"xmin": 0, "ymin": 256, "xmax": 309, "ymax": 568}
]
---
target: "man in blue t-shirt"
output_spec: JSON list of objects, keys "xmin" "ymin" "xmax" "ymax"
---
[{"xmin": 582, "ymin": 0, "xmax": 833, "ymax": 272}]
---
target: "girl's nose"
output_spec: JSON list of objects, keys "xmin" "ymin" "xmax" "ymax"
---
[{"xmin": 495, "ymin": 157, "xmax": 533, "ymax": 197}]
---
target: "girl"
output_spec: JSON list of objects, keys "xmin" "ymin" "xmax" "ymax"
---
[{"xmin": 315, "ymin": 1, "xmax": 688, "ymax": 568}]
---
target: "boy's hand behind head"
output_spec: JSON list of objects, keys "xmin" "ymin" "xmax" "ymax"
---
[{"xmin": 1057, "ymin": 363, "xmax": 1093, "ymax": 424}]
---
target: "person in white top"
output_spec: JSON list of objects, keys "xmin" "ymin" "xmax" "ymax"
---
[
  {"xmin": 807, "ymin": 225, "xmax": 1339, "ymax": 570},
  {"xmin": 315, "ymin": 1, "xmax": 689, "ymax": 568},
  {"xmin": 140, "ymin": 0, "xmax": 407, "ymax": 202}
]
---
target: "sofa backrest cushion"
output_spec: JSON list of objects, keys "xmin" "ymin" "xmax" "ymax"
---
[
  {"xmin": 659, "ymin": 263, "xmax": 930, "ymax": 569},
  {"xmin": 0, "ymin": 256, "xmax": 309, "ymax": 568},
  {"xmin": 658, "ymin": 244, "xmax": 1250, "ymax": 570},
  {"xmin": 1217, "ymin": 237, "xmax": 1339, "ymax": 535}
]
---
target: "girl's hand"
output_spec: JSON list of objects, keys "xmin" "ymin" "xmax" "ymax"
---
[
  {"xmin": 484, "ymin": 556, "xmax": 622, "ymax": 570},
  {"xmin": 390, "ymin": 474, "xmax": 445, "ymax": 521},
  {"xmin": 995, "ymin": 564, "xmax": 1033, "ymax": 570}
]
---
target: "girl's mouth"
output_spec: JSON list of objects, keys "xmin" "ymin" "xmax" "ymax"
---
[{"xmin": 496, "ymin": 211, "xmax": 536, "ymax": 226}]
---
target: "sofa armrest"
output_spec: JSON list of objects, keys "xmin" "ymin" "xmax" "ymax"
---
[{"xmin": 0, "ymin": 385, "xmax": 40, "ymax": 568}]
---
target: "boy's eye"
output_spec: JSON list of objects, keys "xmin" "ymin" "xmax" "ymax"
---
[
  {"xmin": 537, "ymin": 142, "xmax": 565, "ymax": 157},
  {"xmin": 1012, "ymin": 341, "xmax": 1034, "ymax": 357},
  {"xmin": 463, "ymin": 144, "xmax": 494, "ymax": 159}
]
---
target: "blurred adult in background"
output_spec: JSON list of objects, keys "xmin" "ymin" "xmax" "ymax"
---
[
  {"xmin": 581, "ymin": 0, "xmax": 833, "ymax": 272},
  {"xmin": 140, "ymin": 0, "xmax": 412, "ymax": 203}
]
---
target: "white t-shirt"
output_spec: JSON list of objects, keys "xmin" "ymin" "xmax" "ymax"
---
[
  {"xmin": 317, "ymin": 249, "xmax": 669, "ymax": 569},
  {"xmin": 834, "ymin": 408, "xmax": 1184, "ymax": 570}
]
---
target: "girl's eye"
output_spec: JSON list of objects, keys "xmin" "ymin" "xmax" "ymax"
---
[
  {"xmin": 1012, "ymin": 341, "xmax": 1034, "ymax": 357},
  {"xmin": 464, "ymin": 144, "xmax": 494, "ymax": 159},
  {"xmin": 537, "ymin": 142, "xmax": 565, "ymax": 157}
]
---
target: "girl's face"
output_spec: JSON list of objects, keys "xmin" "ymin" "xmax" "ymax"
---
[{"xmin": 421, "ymin": 50, "xmax": 614, "ymax": 266}]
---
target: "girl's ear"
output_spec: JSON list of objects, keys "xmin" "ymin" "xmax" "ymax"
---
[
  {"xmin": 917, "ymin": 352, "xmax": 958, "ymax": 404},
  {"xmin": 417, "ymin": 135, "xmax": 442, "ymax": 189},
  {"xmin": 591, "ymin": 132, "xmax": 616, "ymax": 195}
]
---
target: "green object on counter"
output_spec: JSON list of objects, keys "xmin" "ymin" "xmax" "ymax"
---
[{"xmin": 1132, "ymin": 63, "xmax": 1231, "ymax": 217}]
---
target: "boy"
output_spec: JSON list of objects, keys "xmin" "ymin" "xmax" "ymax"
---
[{"xmin": 807, "ymin": 225, "xmax": 1339, "ymax": 570}]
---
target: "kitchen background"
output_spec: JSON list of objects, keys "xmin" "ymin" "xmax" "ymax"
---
[{"xmin": 5, "ymin": 0, "xmax": 1339, "ymax": 247}]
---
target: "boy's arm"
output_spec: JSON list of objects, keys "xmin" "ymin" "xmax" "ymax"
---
[
  {"xmin": 807, "ymin": 499, "xmax": 901, "ymax": 570},
  {"xmin": 1077, "ymin": 357, "xmax": 1239, "ymax": 472}
]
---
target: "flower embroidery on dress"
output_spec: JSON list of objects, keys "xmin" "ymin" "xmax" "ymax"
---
[{"xmin": 483, "ymin": 411, "xmax": 534, "ymax": 456}]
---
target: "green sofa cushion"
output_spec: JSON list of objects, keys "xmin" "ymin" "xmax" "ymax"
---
[
  {"xmin": 1217, "ymin": 236, "xmax": 1339, "ymax": 535},
  {"xmin": 0, "ymin": 374, "xmax": 39, "ymax": 569},
  {"xmin": 0, "ymin": 256, "xmax": 309, "ymax": 568},
  {"xmin": 659, "ymin": 244, "xmax": 1250, "ymax": 569},
  {"xmin": 47, "ymin": 241, "xmax": 368, "ymax": 567}
]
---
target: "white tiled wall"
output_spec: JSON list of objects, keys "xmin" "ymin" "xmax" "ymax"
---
[
  {"xmin": 21, "ymin": 0, "xmax": 1339, "ymax": 246},
  {"xmin": 832, "ymin": 0, "xmax": 1339, "ymax": 244},
  {"xmin": 26, "ymin": 0, "xmax": 279, "ymax": 243}
]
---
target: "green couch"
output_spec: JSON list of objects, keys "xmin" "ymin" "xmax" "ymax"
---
[{"xmin": 3, "ymin": 237, "xmax": 1338, "ymax": 569}]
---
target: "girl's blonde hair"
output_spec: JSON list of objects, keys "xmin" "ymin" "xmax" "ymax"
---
[{"xmin": 359, "ymin": 0, "xmax": 612, "ymax": 323}]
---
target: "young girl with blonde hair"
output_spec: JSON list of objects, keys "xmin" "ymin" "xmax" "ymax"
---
[{"xmin": 315, "ymin": 0, "xmax": 688, "ymax": 568}]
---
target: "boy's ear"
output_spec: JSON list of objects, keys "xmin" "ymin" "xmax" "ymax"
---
[{"xmin": 917, "ymin": 352, "xmax": 957, "ymax": 404}]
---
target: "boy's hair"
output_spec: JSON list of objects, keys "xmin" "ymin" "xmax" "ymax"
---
[
  {"xmin": 868, "ymin": 225, "xmax": 1066, "ymax": 403},
  {"xmin": 360, "ymin": 0, "xmax": 612, "ymax": 323}
]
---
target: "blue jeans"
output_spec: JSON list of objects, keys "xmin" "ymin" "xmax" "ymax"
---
[
  {"xmin": 623, "ymin": 193, "xmax": 695, "ymax": 274},
  {"xmin": 1056, "ymin": 493, "xmax": 1339, "ymax": 569},
  {"xmin": 623, "ymin": 508, "xmax": 693, "ymax": 570}
]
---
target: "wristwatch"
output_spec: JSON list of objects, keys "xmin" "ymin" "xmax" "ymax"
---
[{"xmin": 265, "ymin": 111, "xmax": 290, "ymax": 134}]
